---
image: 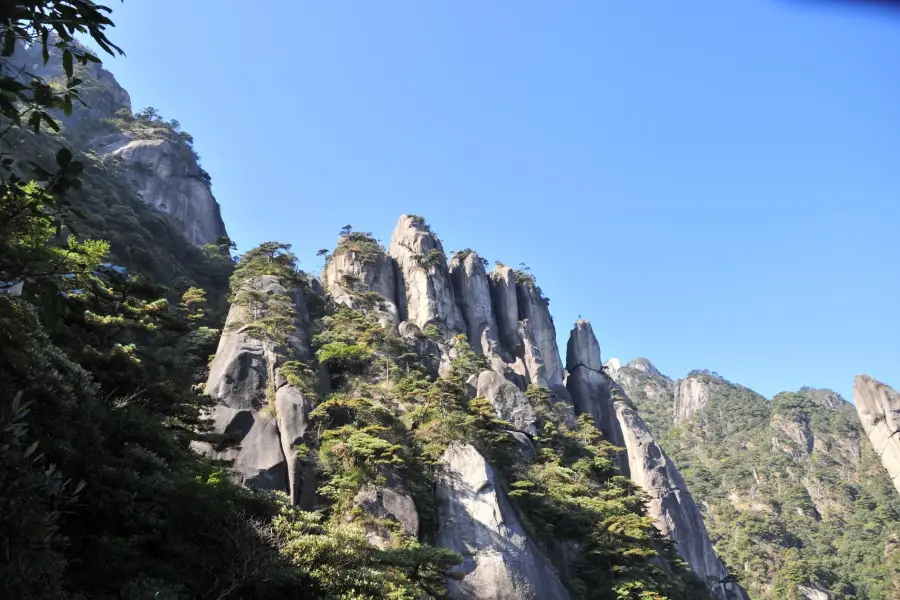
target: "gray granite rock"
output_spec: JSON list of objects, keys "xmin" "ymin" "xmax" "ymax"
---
[{"xmin": 436, "ymin": 443, "xmax": 570, "ymax": 600}]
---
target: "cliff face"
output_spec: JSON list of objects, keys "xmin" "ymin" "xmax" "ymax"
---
[
  {"xmin": 855, "ymin": 375, "xmax": 900, "ymax": 494},
  {"xmin": 93, "ymin": 129, "xmax": 228, "ymax": 246},
  {"xmin": 15, "ymin": 39, "xmax": 229, "ymax": 247}
]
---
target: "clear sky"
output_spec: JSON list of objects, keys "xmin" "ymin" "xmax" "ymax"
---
[{"xmin": 87, "ymin": 0, "xmax": 898, "ymax": 401}]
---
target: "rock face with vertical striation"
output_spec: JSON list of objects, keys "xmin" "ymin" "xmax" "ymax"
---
[
  {"xmin": 450, "ymin": 251, "xmax": 504, "ymax": 358},
  {"xmin": 389, "ymin": 215, "xmax": 465, "ymax": 336},
  {"xmin": 199, "ymin": 275, "xmax": 316, "ymax": 505},
  {"xmin": 322, "ymin": 237, "xmax": 401, "ymax": 324},
  {"xmin": 436, "ymin": 443, "xmax": 571, "ymax": 600},
  {"xmin": 488, "ymin": 265, "xmax": 523, "ymax": 356},
  {"xmin": 613, "ymin": 399, "xmax": 750, "ymax": 600},
  {"xmin": 565, "ymin": 320, "xmax": 627, "ymax": 469},
  {"xmin": 854, "ymin": 374, "xmax": 900, "ymax": 494},
  {"xmin": 516, "ymin": 282, "xmax": 567, "ymax": 399}
]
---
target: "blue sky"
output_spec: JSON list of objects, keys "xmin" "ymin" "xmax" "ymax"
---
[{"xmin": 88, "ymin": 0, "xmax": 898, "ymax": 401}]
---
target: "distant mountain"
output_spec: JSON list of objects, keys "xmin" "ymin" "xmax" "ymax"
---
[{"xmin": 609, "ymin": 359, "xmax": 900, "ymax": 599}]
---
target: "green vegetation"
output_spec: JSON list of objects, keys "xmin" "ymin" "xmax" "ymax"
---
[
  {"xmin": 621, "ymin": 364, "xmax": 900, "ymax": 600},
  {"xmin": 329, "ymin": 231, "xmax": 385, "ymax": 265},
  {"xmin": 415, "ymin": 247, "xmax": 447, "ymax": 270}
]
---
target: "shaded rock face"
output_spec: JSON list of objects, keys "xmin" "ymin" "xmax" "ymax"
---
[
  {"xmin": 614, "ymin": 400, "xmax": 749, "ymax": 600},
  {"xmin": 488, "ymin": 265, "xmax": 522, "ymax": 356},
  {"xmin": 388, "ymin": 215, "xmax": 465, "ymax": 336},
  {"xmin": 674, "ymin": 375, "xmax": 712, "ymax": 424},
  {"xmin": 201, "ymin": 276, "xmax": 316, "ymax": 505},
  {"xmin": 436, "ymin": 443, "xmax": 571, "ymax": 600},
  {"xmin": 854, "ymin": 375, "xmax": 900, "ymax": 494},
  {"xmin": 565, "ymin": 321, "xmax": 627, "ymax": 471},
  {"xmin": 94, "ymin": 132, "xmax": 228, "ymax": 246},
  {"xmin": 475, "ymin": 370, "xmax": 537, "ymax": 436},
  {"xmin": 323, "ymin": 246, "xmax": 401, "ymax": 324},
  {"xmin": 450, "ymin": 252, "xmax": 504, "ymax": 358}
]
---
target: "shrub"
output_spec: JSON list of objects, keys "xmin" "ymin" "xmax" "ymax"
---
[{"xmin": 316, "ymin": 342, "xmax": 373, "ymax": 374}]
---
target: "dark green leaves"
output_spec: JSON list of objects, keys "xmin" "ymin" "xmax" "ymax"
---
[
  {"xmin": 56, "ymin": 148, "xmax": 73, "ymax": 168},
  {"xmin": 2, "ymin": 30, "xmax": 16, "ymax": 57},
  {"xmin": 62, "ymin": 48, "xmax": 73, "ymax": 78}
]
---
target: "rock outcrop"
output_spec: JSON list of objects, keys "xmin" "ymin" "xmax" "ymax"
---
[
  {"xmin": 389, "ymin": 215, "xmax": 465, "ymax": 336},
  {"xmin": 323, "ymin": 239, "xmax": 401, "ymax": 324},
  {"xmin": 488, "ymin": 265, "xmax": 523, "ymax": 356},
  {"xmin": 674, "ymin": 375, "xmax": 712, "ymax": 424},
  {"xmin": 854, "ymin": 374, "xmax": 900, "ymax": 494},
  {"xmin": 436, "ymin": 443, "xmax": 570, "ymax": 600},
  {"xmin": 516, "ymin": 283, "xmax": 566, "ymax": 398},
  {"xmin": 352, "ymin": 471, "xmax": 419, "ymax": 548},
  {"xmin": 565, "ymin": 321, "xmax": 627, "ymax": 470},
  {"xmin": 450, "ymin": 252, "xmax": 504, "ymax": 358},
  {"xmin": 94, "ymin": 130, "xmax": 228, "ymax": 246},
  {"xmin": 199, "ymin": 275, "xmax": 315, "ymax": 504},
  {"xmin": 475, "ymin": 370, "xmax": 537, "ymax": 436},
  {"xmin": 799, "ymin": 585, "xmax": 831, "ymax": 600},
  {"xmin": 614, "ymin": 400, "xmax": 749, "ymax": 600},
  {"xmin": 11, "ymin": 39, "xmax": 230, "ymax": 247}
]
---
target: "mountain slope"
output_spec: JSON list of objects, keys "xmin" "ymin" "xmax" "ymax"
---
[{"xmin": 610, "ymin": 360, "xmax": 900, "ymax": 599}]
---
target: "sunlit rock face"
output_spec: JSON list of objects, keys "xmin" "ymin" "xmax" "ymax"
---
[{"xmin": 855, "ymin": 374, "xmax": 900, "ymax": 495}]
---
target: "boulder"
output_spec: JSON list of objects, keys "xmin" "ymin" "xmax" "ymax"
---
[
  {"xmin": 475, "ymin": 370, "xmax": 537, "ymax": 436},
  {"xmin": 353, "ymin": 472, "xmax": 420, "ymax": 548}
]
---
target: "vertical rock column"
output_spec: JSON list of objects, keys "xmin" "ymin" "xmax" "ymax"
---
[
  {"xmin": 449, "ymin": 251, "xmax": 504, "ymax": 358},
  {"xmin": 488, "ymin": 265, "xmax": 523, "ymax": 356},
  {"xmin": 388, "ymin": 215, "xmax": 466, "ymax": 336},
  {"xmin": 517, "ymin": 283, "xmax": 569, "ymax": 401},
  {"xmin": 564, "ymin": 320, "xmax": 628, "ymax": 473},
  {"xmin": 854, "ymin": 374, "xmax": 900, "ymax": 495},
  {"xmin": 200, "ymin": 275, "xmax": 316, "ymax": 505},
  {"xmin": 451, "ymin": 252, "xmax": 530, "ymax": 387}
]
